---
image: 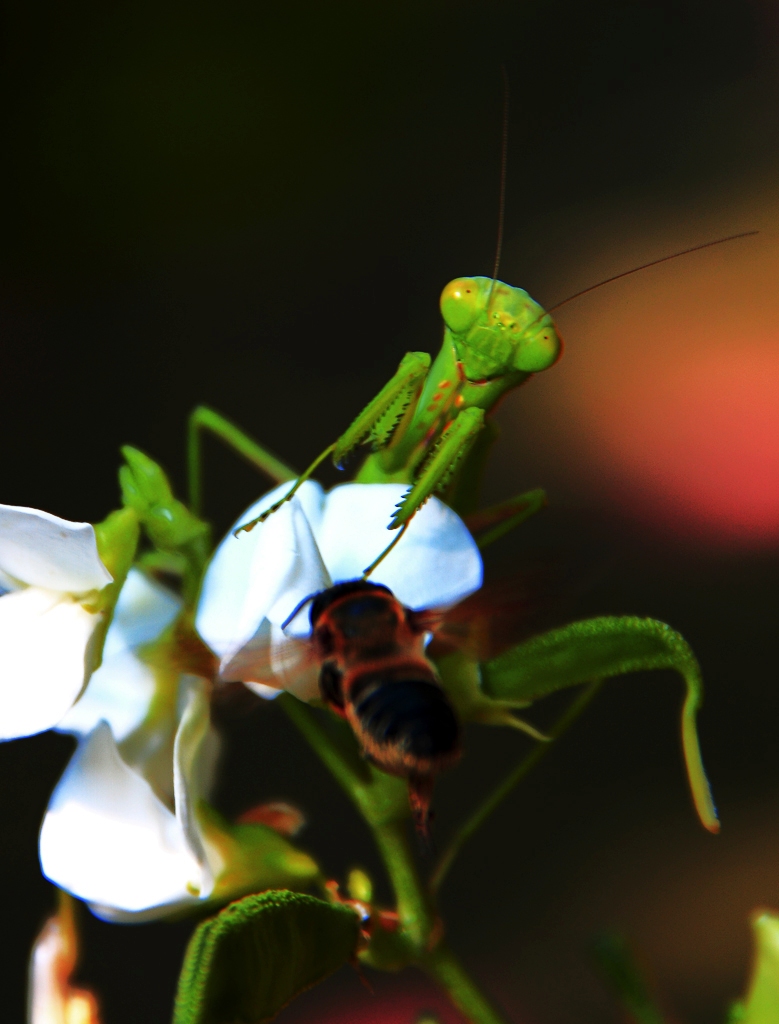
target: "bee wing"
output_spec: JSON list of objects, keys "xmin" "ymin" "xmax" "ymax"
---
[
  {"xmin": 218, "ymin": 623, "xmax": 321, "ymax": 702},
  {"xmin": 427, "ymin": 561, "xmax": 582, "ymax": 662}
]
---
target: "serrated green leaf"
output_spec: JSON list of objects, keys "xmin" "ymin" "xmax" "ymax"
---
[
  {"xmin": 732, "ymin": 912, "xmax": 779, "ymax": 1024},
  {"xmin": 480, "ymin": 616, "xmax": 718, "ymax": 834},
  {"xmin": 173, "ymin": 891, "xmax": 360, "ymax": 1024}
]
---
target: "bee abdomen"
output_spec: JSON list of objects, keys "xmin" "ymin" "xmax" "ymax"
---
[{"xmin": 350, "ymin": 674, "xmax": 461, "ymax": 774}]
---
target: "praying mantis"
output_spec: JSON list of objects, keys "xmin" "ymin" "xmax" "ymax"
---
[
  {"xmin": 186, "ymin": 270, "xmax": 719, "ymax": 842},
  {"xmin": 124, "ymin": 263, "xmax": 724, "ymax": 1024},
  {"xmin": 227, "ymin": 275, "xmax": 561, "ymax": 555}
]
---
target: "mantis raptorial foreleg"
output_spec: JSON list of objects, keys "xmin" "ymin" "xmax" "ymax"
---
[
  {"xmin": 388, "ymin": 408, "xmax": 486, "ymax": 528},
  {"xmin": 233, "ymin": 352, "xmax": 432, "ymax": 534},
  {"xmin": 232, "ymin": 275, "xmax": 562, "ymax": 540}
]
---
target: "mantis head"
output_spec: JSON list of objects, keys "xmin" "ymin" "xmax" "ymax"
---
[{"xmin": 440, "ymin": 277, "xmax": 562, "ymax": 380}]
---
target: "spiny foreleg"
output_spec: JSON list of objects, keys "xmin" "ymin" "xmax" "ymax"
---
[{"xmin": 234, "ymin": 351, "xmax": 431, "ymax": 535}]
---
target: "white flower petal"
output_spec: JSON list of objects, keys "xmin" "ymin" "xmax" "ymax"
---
[
  {"xmin": 59, "ymin": 570, "xmax": 182, "ymax": 742},
  {"xmin": 102, "ymin": 568, "xmax": 181, "ymax": 657},
  {"xmin": 316, "ymin": 484, "xmax": 483, "ymax": 609},
  {"xmin": 270, "ymin": 623, "xmax": 319, "ymax": 701},
  {"xmin": 56, "ymin": 648, "xmax": 156, "ymax": 742},
  {"xmin": 0, "ymin": 567, "xmax": 20, "ymax": 593},
  {"xmin": 264, "ymin": 500, "xmax": 332, "ymax": 632},
  {"xmin": 0, "ymin": 589, "xmax": 102, "ymax": 740},
  {"xmin": 0, "ymin": 505, "xmax": 111, "ymax": 593},
  {"xmin": 196, "ymin": 483, "xmax": 329, "ymax": 657},
  {"xmin": 244, "ymin": 681, "xmax": 283, "ymax": 700},
  {"xmin": 173, "ymin": 676, "xmax": 219, "ymax": 898},
  {"xmin": 40, "ymin": 722, "xmax": 203, "ymax": 915}
]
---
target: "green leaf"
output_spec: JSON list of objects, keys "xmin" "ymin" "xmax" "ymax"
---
[
  {"xmin": 592, "ymin": 933, "xmax": 667, "ymax": 1024},
  {"xmin": 729, "ymin": 912, "xmax": 779, "ymax": 1024},
  {"xmin": 436, "ymin": 651, "xmax": 548, "ymax": 741},
  {"xmin": 93, "ymin": 507, "xmax": 140, "ymax": 587},
  {"xmin": 173, "ymin": 891, "xmax": 360, "ymax": 1024},
  {"xmin": 480, "ymin": 616, "xmax": 719, "ymax": 834}
]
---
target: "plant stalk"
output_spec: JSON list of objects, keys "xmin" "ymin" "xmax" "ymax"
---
[
  {"xmin": 371, "ymin": 819, "xmax": 434, "ymax": 949},
  {"xmin": 279, "ymin": 695, "xmax": 508, "ymax": 1022}
]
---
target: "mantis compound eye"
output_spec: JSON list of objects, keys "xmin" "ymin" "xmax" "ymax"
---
[
  {"xmin": 512, "ymin": 314, "xmax": 563, "ymax": 373},
  {"xmin": 440, "ymin": 278, "xmax": 482, "ymax": 334}
]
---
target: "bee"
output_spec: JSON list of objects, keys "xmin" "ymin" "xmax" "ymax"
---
[
  {"xmin": 310, "ymin": 579, "xmax": 460, "ymax": 833},
  {"xmin": 221, "ymin": 577, "xmax": 461, "ymax": 835}
]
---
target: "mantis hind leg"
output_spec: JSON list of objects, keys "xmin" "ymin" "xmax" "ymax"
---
[
  {"xmin": 464, "ymin": 488, "xmax": 548, "ymax": 550},
  {"xmin": 187, "ymin": 406, "xmax": 297, "ymax": 516}
]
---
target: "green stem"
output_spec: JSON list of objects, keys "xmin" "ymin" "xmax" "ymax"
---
[
  {"xmin": 279, "ymin": 694, "xmax": 517, "ymax": 1023},
  {"xmin": 421, "ymin": 943, "xmax": 510, "ymax": 1024},
  {"xmin": 278, "ymin": 697, "xmax": 432, "ymax": 941},
  {"xmin": 371, "ymin": 820, "xmax": 434, "ymax": 949},
  {"xmin": 187, "ymin": 405, "xmax": 297, "ymax": 515},
  {"xmin": 430, "ymin": 681, "xmax": 602, "ymax": 894}
]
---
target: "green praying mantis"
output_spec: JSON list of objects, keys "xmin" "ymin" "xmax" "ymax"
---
[
  {"xmin": 186, "ymin": 269, "xmax": 719, "ymax": 842},
  {"xmin": 118, "ymin": 263, "xmax": 729, "ymax": 1024},
  {"xmin": 228, "ymin": 275, "xmax": 561, "ymax": 562}
]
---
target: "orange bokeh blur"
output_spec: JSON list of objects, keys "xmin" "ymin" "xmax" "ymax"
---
[{"xmin": 509, "ymin": 189, "xmax": 779, "ymax": 547}]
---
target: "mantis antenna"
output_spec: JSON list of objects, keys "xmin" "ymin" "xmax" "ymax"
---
[
  {"xmin": 486, "ymin": 65, "xmax": 510, "ymax": 312},
  {"xmin": 546, "ymin": 230, "xmax": 759, "ymax": 314}
]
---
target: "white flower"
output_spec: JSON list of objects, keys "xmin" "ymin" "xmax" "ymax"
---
[
  {"xmin": 57, "ymin": 568, "xmax": 181, "ymax": 745},
  {"xmin": 41, "ymin": 570, "xmax": 318, "ymax": 920},
  {"xmin": 40, "ymin": 676, "xmax": 220, "ymax": 922},
  {"xmin": 0, "ymin": 505, "xmax": 113, "ymax": 740},
  {"xmin": 40, "ymin": 569, "xmax": 215, "ymax": 919},
  {"xmin": 195, "ymin": 481, "xmax": 483, "ymax": 698}
]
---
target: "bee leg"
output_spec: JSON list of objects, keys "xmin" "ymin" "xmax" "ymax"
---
[
  {"xmin": 408, "ymin": 773, "xmax": 436, "ymax": 840},
  {"xmin": 319, "ymin": 662, "xmax": 345, "ymax": 711}
]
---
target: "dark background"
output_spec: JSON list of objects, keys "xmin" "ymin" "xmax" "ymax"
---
[{"xmin": 2, "ymin": 2, "xmax": 779, "ymax": 1022}]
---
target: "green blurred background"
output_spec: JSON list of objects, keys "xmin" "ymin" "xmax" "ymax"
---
[{"xmin": 3, "ymin": 1, "xmax": 779, "ymax": 1022}]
